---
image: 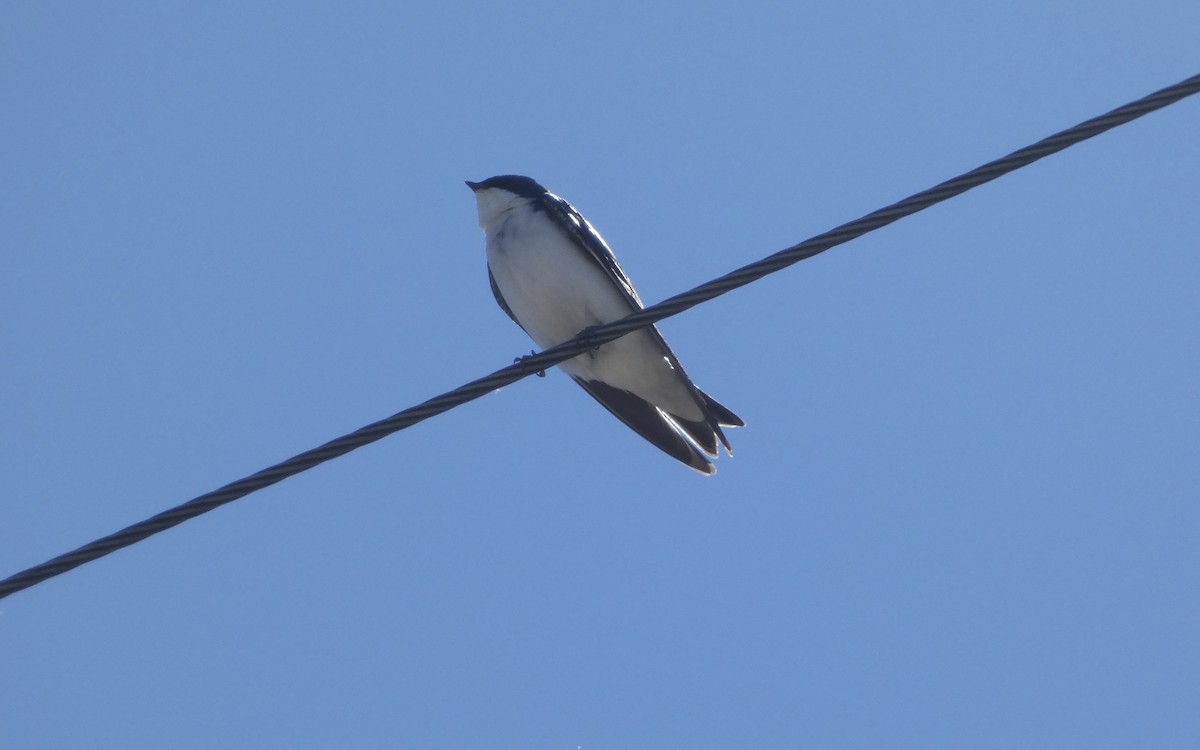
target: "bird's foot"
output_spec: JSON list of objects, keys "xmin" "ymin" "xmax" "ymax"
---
[
  {"xmin": 514, "ymin": 350, "xmax": 546, "ymax": 377},
  {"xmin": 576, "ymin": 325, "xmax": 604, "ymax": 354}
]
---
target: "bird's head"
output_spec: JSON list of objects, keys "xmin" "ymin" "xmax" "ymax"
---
[{"xmin": 466, "ymin": 175, "xmax": 547, "ymax": 226}]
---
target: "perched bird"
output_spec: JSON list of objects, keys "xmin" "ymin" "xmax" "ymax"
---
[{"xmin": 467, "ymin": 175, "xmax": 743, "ymax": 474}]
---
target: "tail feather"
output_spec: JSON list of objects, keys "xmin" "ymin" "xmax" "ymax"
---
[
  {"xmin": 695, "ymin": 389, "xmax": 743, "ymax": 454},
  {"xmin": 700, "ymin": 389, "xmax": 744, "ymax": 428}
]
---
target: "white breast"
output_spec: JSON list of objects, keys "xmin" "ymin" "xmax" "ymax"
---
[{"xmin": 484, "ymin": 205, "xmax": 704, "ymax": 421}]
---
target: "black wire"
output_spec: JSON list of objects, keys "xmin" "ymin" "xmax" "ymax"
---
[{"xmin": 3, "ymin": 73, "xmax": 1198, "ymax": 601}]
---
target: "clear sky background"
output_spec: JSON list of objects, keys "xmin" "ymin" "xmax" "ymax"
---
[{"xmin": 2, "ymin": 3, "xmax": 1198, "ymax": 748}]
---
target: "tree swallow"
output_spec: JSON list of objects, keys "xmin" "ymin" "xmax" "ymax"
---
[{"xmin": 467, "ymin": 175, "xmax": 743, "ymax": 474}]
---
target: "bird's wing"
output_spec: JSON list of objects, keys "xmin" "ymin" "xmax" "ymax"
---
[
  {"xmin": 539, "ymin": 191, "xmax": 700, "ymax": 374},
  {"xmin": 542, "ymin": 189, "xmax": 739, "ymax": 453},
  {"xmin": 571, "ymin": 375, "xmax": 716, "ymax": 475},
  {"xmin": 540, "ymin": 193, "xmax": 646, "ymax": 310},
  {"xmin": 488, "ymin": 266, "xmax": 523, "ymax": 330},
  {"xmin": 542, "ymin": 193, "xmax": 740, "ymax": 435}
]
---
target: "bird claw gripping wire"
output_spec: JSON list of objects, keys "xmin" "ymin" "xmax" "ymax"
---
[
  {"xmin": 577, "ymin": 325, "xmax": 605, "ymax": 355},
  {"xmin": 514, "ymin": 350, "xmax": 546, "ymax": 377}
]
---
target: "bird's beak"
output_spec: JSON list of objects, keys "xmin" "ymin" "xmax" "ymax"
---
[{"xmin": 465, "ymin": 180, "xmax": 481, "ymax": 191}]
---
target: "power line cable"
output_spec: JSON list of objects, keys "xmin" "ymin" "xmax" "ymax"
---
[{"xmin": 2, "ymin": 73, "xmax": 1197, "ymax": 601}]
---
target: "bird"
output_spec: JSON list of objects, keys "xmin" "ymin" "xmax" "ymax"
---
[{"xmin": 467, "ymin": 175, "xmax": 743, "ymax": 474}]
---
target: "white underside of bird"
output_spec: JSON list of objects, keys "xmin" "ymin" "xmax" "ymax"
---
[{"xmin": 481, "ymin": 196, "xmax": 705, "ymax": 422}]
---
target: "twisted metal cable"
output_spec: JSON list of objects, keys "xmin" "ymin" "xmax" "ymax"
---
[{"xmin": 3, "ymin": 73, "xmax": 1197, "ymax": 601}]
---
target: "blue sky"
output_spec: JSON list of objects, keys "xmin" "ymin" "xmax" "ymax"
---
[{"xmin": 2, "ymin": 3, "xmax": 1198, "ymax": 748}]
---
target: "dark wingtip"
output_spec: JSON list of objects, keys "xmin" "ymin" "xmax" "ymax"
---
[
  {"xmin": 694, "ymin": 462, "xmax": 718, "ymax": 476},
  {"xmin": 681, "ymin": 446, "xmax": 718, "ymax": 476},
  {"xmin": 571, "ymin": 377, "xmax": 718, "ymax": 475}
]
